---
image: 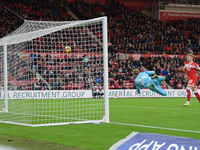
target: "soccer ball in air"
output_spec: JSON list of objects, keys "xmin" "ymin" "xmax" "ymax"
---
[{"xmin": 65, "ymin": 46, "xmax": 71, "ymax": 53}]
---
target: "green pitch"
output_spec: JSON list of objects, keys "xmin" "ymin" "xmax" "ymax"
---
[{"xmin": 0, "ymin": 97, "xmax": 200, "ymax": 150}]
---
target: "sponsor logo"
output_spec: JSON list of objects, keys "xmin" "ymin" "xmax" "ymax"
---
[
  {"xmin": 160, "ymin": 11, "xmax": 200, "ymax": 21},
  {"xmin": 110, "ymin": 133, "xmax": 200, "ymax": 150},
  {"xmin": 0, "ymin": 89, "xmax": 198, "ymax": 99}
]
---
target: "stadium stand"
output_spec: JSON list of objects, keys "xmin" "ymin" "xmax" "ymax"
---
[
  {"xmin": 1, "ymin": 0, "xmax": 200, "ymax": 90},
  {"xmin": 69, "ymin": 0, "xmax": 199, "ymax": 55}
]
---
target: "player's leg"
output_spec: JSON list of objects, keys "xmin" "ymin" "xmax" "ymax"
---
[
  {"xmin": 156, "ymin": 87, "xmax": 167, "ymax": 96},
  {"xmin": 153, "ymin": 78, "xmax": 167, "ymax": 96},
  {"xmin": 148, "ymin": 83, "xmax": 167, "ymax": 96},
  {"xmin": 192, "ymin": 87, "xmax": 200, "ymax": 102},
  {"xmin": 183, "ymin": 79, "xmax": 199, "ymax": 106},
  {"xmin": 151, "ymin": 75, "xmax": 165, "ymax": 82},
  {"xmin": 152, "ymin": 81, "xmax": 167, "ymax": 96},
  {"xmin": 190, "ymin": 79, "xmax": 200, "ymax": 102},
  {"xmin": 148, "ymin": 79, "xmax": 158, "ymax": 92},
  {"xmin": 183, "ymin": 85, "xmax": 192, "ymax": 106},
  {"xmin": 148, "ymin": 79, "xmax": 167, "ymax": 96}
]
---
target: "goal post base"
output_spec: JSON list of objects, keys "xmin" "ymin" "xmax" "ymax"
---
[
  {"xmin": 0, "ymin": 108, "xmax": 7, "ymax": 113},
  {"xmin": 0, "ymin": 120, "xmax": 103, "ymax": 127}
]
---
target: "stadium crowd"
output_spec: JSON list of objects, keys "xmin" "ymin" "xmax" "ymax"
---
[
  {"xmin": 0, "ymin": 0, "xmax": 74, "ymax": 38},
  {"xmin": 69, "ymin": 0, "xmax": 200, "ymax": 55},
  {"xmin": 0, "ymin": 0, "xmax": 200, "ymax": 90}
]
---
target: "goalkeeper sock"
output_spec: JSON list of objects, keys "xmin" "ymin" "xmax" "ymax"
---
[
  {"xmin": 186, "ymin": 88, "xmax": 191, "ymax": 102},
  {"xmin": 194, "ymin": 91, "xmax": 200, "ymax": 102}
]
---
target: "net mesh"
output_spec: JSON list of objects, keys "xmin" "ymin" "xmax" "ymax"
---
[
  {"xmin": 8, "ymin": 20, "xmax": 76, "ymax": 36},
  {"xmin": 0, "ymin": 18, "xmax": 106, "ymax": 126}
]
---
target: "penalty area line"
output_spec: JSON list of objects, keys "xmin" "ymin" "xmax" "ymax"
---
[{"xmin": 110, "ymin": 122, "xmax": 200, "ymax": 134}]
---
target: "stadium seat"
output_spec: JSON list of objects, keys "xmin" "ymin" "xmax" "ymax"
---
[
  {"xmin": 61, "ymin": 86, "xmax": 66, "ymax": 90},
  {"xmin": 31, "ymin": 78, "xmax": 38, "ymax": 83},
  {"xmin": 49, "ymin": 78, "xmax": 53, "ymax": 83},
  {"xmin": 21, "ymin": 81, "xmax": 29, "ymax": 86},
  {"xmin": 124, "ymin": 82, "xmax": 130, "ymax": 86},
  {"xmin": 109, "ymin": 78, "xmax": 115, "ymax": 81},
  {"xmin": 109, "ymin": 85, "xmax": 114, "ymax": 89},
  {"xmin": 125, "ymin": 85, "xmax": 131, "ymax": 89},
  {"xmin": 123, "ymin": 80, "xmax": 129, "ymax": 84}
]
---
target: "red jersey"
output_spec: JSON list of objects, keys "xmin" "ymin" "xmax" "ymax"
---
[{"xmin": 184, "ymin": 61, "xmax": 199, "ymax": 80}]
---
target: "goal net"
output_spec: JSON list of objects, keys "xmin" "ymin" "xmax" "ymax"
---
[{"xmin": 0, "ymin": 17, "xmax": 109, "ymax": 127}]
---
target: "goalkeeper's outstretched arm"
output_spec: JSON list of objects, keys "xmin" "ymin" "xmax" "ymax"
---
[{"xmin": 145, "ymin": 71, "xmax": 155, "ymax": 76}]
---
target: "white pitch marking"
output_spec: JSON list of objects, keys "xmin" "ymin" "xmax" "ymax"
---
[
  {"xmin": 110, "ymin": 105, "xmax": 200, "ymax": 111},
  {"xmin": 110, "ymin": 122, "xmax": 200, "ymax": 134}
]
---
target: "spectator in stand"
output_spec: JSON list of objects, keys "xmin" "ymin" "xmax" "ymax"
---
[
  {"xmin": 122, "ymin": 86, "xmax": 126, "ymax": 89},
  {"xmin": 119, "ymin": 67, "xmax": 123, "ymax": 73},
  {"xmin": 162, "ymin": 67, "xmax": 167, "ymax": 76},
  {"xmin": 177, "ymin": 80, "xmax": 182, "ymax": 89},
  {"xmin": 19, "ymin": 84, "xmax": 25, "ymax": 90},
  {"xmin": 88, "ymin": 76, "xmax": 93, "ymax": 84},
  {"xmin": 41, "ymin": 80, "xmax": 47, "ymax": 90},
  {"xmin": 115, "ymin": 72, "xmax": 121, "ymax": 81},
  {"xmin": 109, "ymin": 72, "xmax": 115, "ymax": 78},
  {"xmin": 129, "ymin": 77, "xmax": 134, "ymax": 83},
  {"xmin": 124, "ymin": 71, "xmax": 130, "ymax": 80},
  {"xmin": 51, "ymin": 78, "xmax": 58, "ymax": 90},
  {"xmin": 173, "ymin": 79, "xmax": 179, "ymax": 89},
  {"xmin": 110, "ymin": 78, "xmax": 115, "ymax": 86},
  {"xmin": 96, "ymin": 76, "xmax": 101, "ymax": 84},
  {"xmin": 114, "ymin": 81, "xmax": 120, "ymax": 89},
  {"xmin": 155, "ymin": 66, "xmax": 161, "ymax": 75},
  {"xmin": 119, "ymin": 79, "xmax": 123, "ymax": 86}
]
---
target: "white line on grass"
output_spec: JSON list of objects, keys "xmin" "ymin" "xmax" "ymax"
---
[
  {"xmin": 110, "ymin": 122, "xmax": 200, "ymax": 134},
  {"xmin": 110, "ymin": 105, "xmax": 200, "ymax": 111}
]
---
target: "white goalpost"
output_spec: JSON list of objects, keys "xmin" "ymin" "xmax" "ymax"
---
[{"xmin": 0, "ymin": 16, "xmax": 109, "ymax": 127}]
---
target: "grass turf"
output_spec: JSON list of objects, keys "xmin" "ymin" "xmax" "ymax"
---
[{"xmin": 0, "ymin": 97, "xmax": 200, "ymax": 150}]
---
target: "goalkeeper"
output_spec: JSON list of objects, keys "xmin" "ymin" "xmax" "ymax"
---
[{"xmin": 133, "ymin": 69, "xmax": 167, "ymax": 96}]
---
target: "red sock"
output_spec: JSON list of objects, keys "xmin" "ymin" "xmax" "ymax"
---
[
  {"xmin": 186, "ymin": 89, "xmax": 191, "ymax": 102},
  {"xmin": 194, "ymin": 91, "xmax": 200, "ymax": 102}
]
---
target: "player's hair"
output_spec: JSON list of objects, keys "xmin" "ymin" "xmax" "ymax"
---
[
  {"xmin": 133, "ymin": 69, "xmax": 140, "ymax": 76},
  {"xmin": 187, "ymin": 53, "xmax": 194, "ymax": 58}
]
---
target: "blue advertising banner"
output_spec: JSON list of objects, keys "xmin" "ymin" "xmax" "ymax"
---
[{"xmin": 110, "ymin": 132, "xmax": 200, "ymax": 150}]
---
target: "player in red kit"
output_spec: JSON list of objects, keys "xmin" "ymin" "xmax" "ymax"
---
[{"xmin": 180, "ymin": 54, "xmax": 200, "ymax": 106}]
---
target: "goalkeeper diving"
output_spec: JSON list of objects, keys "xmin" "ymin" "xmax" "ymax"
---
[{"xmin": 133, "ymin": 69, "xmax": 167, "ymax": 96}]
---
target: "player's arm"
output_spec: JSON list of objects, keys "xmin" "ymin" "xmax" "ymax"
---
[
  {"xmin": 179, "ymin": 65, "xmax": 186, "ymax": 72},
  {"xmin": 136, "ymin": 85, "xmax": 140, "ymax": 94},
  {"xmin": 196, "ymin": 65, "xmax": 200, "ymax": 71},
  {"xmin": 145, "ymin": 71, "xmax": 155, "ymax": 76}
]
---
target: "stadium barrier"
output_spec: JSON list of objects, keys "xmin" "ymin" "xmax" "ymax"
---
[{"xmin": 0, "ymin": 89, "xmax": 198, "ymax": 99}]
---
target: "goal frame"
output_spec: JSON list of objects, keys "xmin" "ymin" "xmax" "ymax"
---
[{"xmin": 0, "ymin": 16, "xmax": 109, "ymax": 126}]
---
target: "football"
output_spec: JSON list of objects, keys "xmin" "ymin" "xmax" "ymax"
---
[{"xmin": 65, "ymin": 46, "xmax": 71, "ymax": 53}]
